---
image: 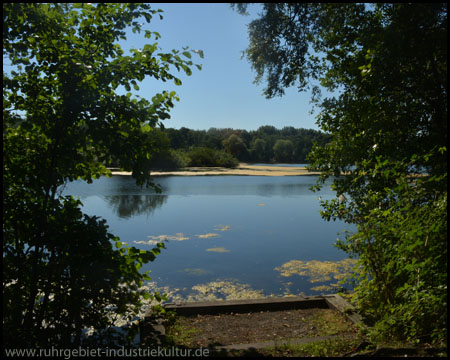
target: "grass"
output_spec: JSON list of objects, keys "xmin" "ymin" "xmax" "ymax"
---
[
  {"xmin": 308, "ymin": 309, "xmax": 357, "ymax": 336},
  {"xmin": 261, "ymin": 337, "xmax": 365, "ymax": 357},
  {"xmin": 164, "ymin": 316, "xmax": 201, "ymax": 348}
]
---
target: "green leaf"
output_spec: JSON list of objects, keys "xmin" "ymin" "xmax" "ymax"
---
[
  {"xmin": 194, "ymin": 49, "xmax": 204, "ymax": 59},
  {"xmin": 141, "ymin": 124, "xmax": 151, "ymax": 133},
  {"xmin": 143, "ymin": 13, "xmax": 152, "ymax": 23},
  {"xmin": 143, "ymin": 272, "xmax": 152, "ymax": 281}
]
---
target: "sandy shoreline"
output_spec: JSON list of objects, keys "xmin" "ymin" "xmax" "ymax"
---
[{"xmin": 110, "ymin": 163, "xmax": 321, "ymax": 176}]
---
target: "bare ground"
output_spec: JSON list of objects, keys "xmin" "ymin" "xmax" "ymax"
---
[
  {"xmin": 165, "ymin": 308, "xmax": 359, "ymax": 348},
  {"xmin": 162, "ymin": 309, "xmax": 446, "ymax": 357}
]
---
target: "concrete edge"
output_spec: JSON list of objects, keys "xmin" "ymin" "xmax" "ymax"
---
[
  {"xmin": 154, "ymin": 295, "xmax": 333, "ymax": 317},
  {"xmin": 324, "ymin": 294, "xmax": 364, "ymax": 325}
]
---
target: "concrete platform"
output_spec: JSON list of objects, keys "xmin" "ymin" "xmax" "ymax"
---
[{"xmin": 141, "ymin": 294, "xmax": 363, "ymax": 348}]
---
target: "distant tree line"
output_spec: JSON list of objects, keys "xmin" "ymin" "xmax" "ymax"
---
[{"xmin": 136, "ymin": 125, "xmax": 330, "ymax": 169}]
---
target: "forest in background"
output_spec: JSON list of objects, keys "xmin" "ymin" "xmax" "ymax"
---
[{"xmin": 130, "ymin": 125, "xmax": 330, "ymax": 169}]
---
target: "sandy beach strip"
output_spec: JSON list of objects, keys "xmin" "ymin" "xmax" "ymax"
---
[{"xmin": 110, "ymin": 163, "xmax": 321, "ymax": 176}]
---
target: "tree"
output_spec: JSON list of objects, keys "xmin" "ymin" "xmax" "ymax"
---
[
  {"xmin": 280, "ymin": 126, "xmax": 297, "ymax": 137},
  {"xmin": 222, "ymin": 134, "xmax": 248, "ymax": 160},
  {"xmin": 234, "ymin": 3, "xmax": 447, "ymax": 344},
  {"xmin": 3, "ymin": 3, "xmax": 201, "ymax": 347},
  {"xmin": 250, "ymin": 138, "xmax": 268, "ymax": 162},
  {"xmin": 273, "ymin": 139, "xmax": 294, "ymax": 163},
  {"xmin": 256, "ymin": 125, "xmax": 277, "ymax": 136}
]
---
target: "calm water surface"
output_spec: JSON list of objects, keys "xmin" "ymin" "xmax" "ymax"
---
[{"xmin": 63, "ymin": 175, "xmax": 355, "ymax": 300}]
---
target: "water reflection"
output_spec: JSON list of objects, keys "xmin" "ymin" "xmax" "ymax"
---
[
  {"xmin": 104, "ymin": 194, "xmax": 168, "ymax": 219},
  {"xmin": 156, "ymin": 177, "xmax": 316, "ymax": 197},
  {"xmin": 64, "ymin": 175, "xmax": 328, "ymax": 197}
]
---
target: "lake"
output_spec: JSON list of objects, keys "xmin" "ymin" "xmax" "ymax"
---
[{"xmin": 63, "ymin": 175, "xmax": 356, "ymax": 301}]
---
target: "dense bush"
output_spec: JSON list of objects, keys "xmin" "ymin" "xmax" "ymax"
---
[
  {"xmin": 187, "ymin": 147, "xmax": 238, "ymax": 168},
  {"xmin": 149, "ymin": 149, "xmax": 189, "ymax": 169},
  {"xmin": 336, "ymin": 162, "xmax": 447, "ymax": 344}
]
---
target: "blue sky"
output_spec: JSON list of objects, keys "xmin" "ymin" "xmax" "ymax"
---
[
  {"xmin": 4, "ymin": 4, "xmax": 323, "ymax": 131},
  {"xmin": 120, "ymin": 3, "xmax": 322, "ymax": 131}
]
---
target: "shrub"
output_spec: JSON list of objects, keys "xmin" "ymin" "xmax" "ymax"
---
[
  {"xmin": 187, "ymin": 147, "xmax": 238, "ymax": 168},
  {"xmin": 149, "ymin": 149, "xmax": 189, "ymax": 170}
]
